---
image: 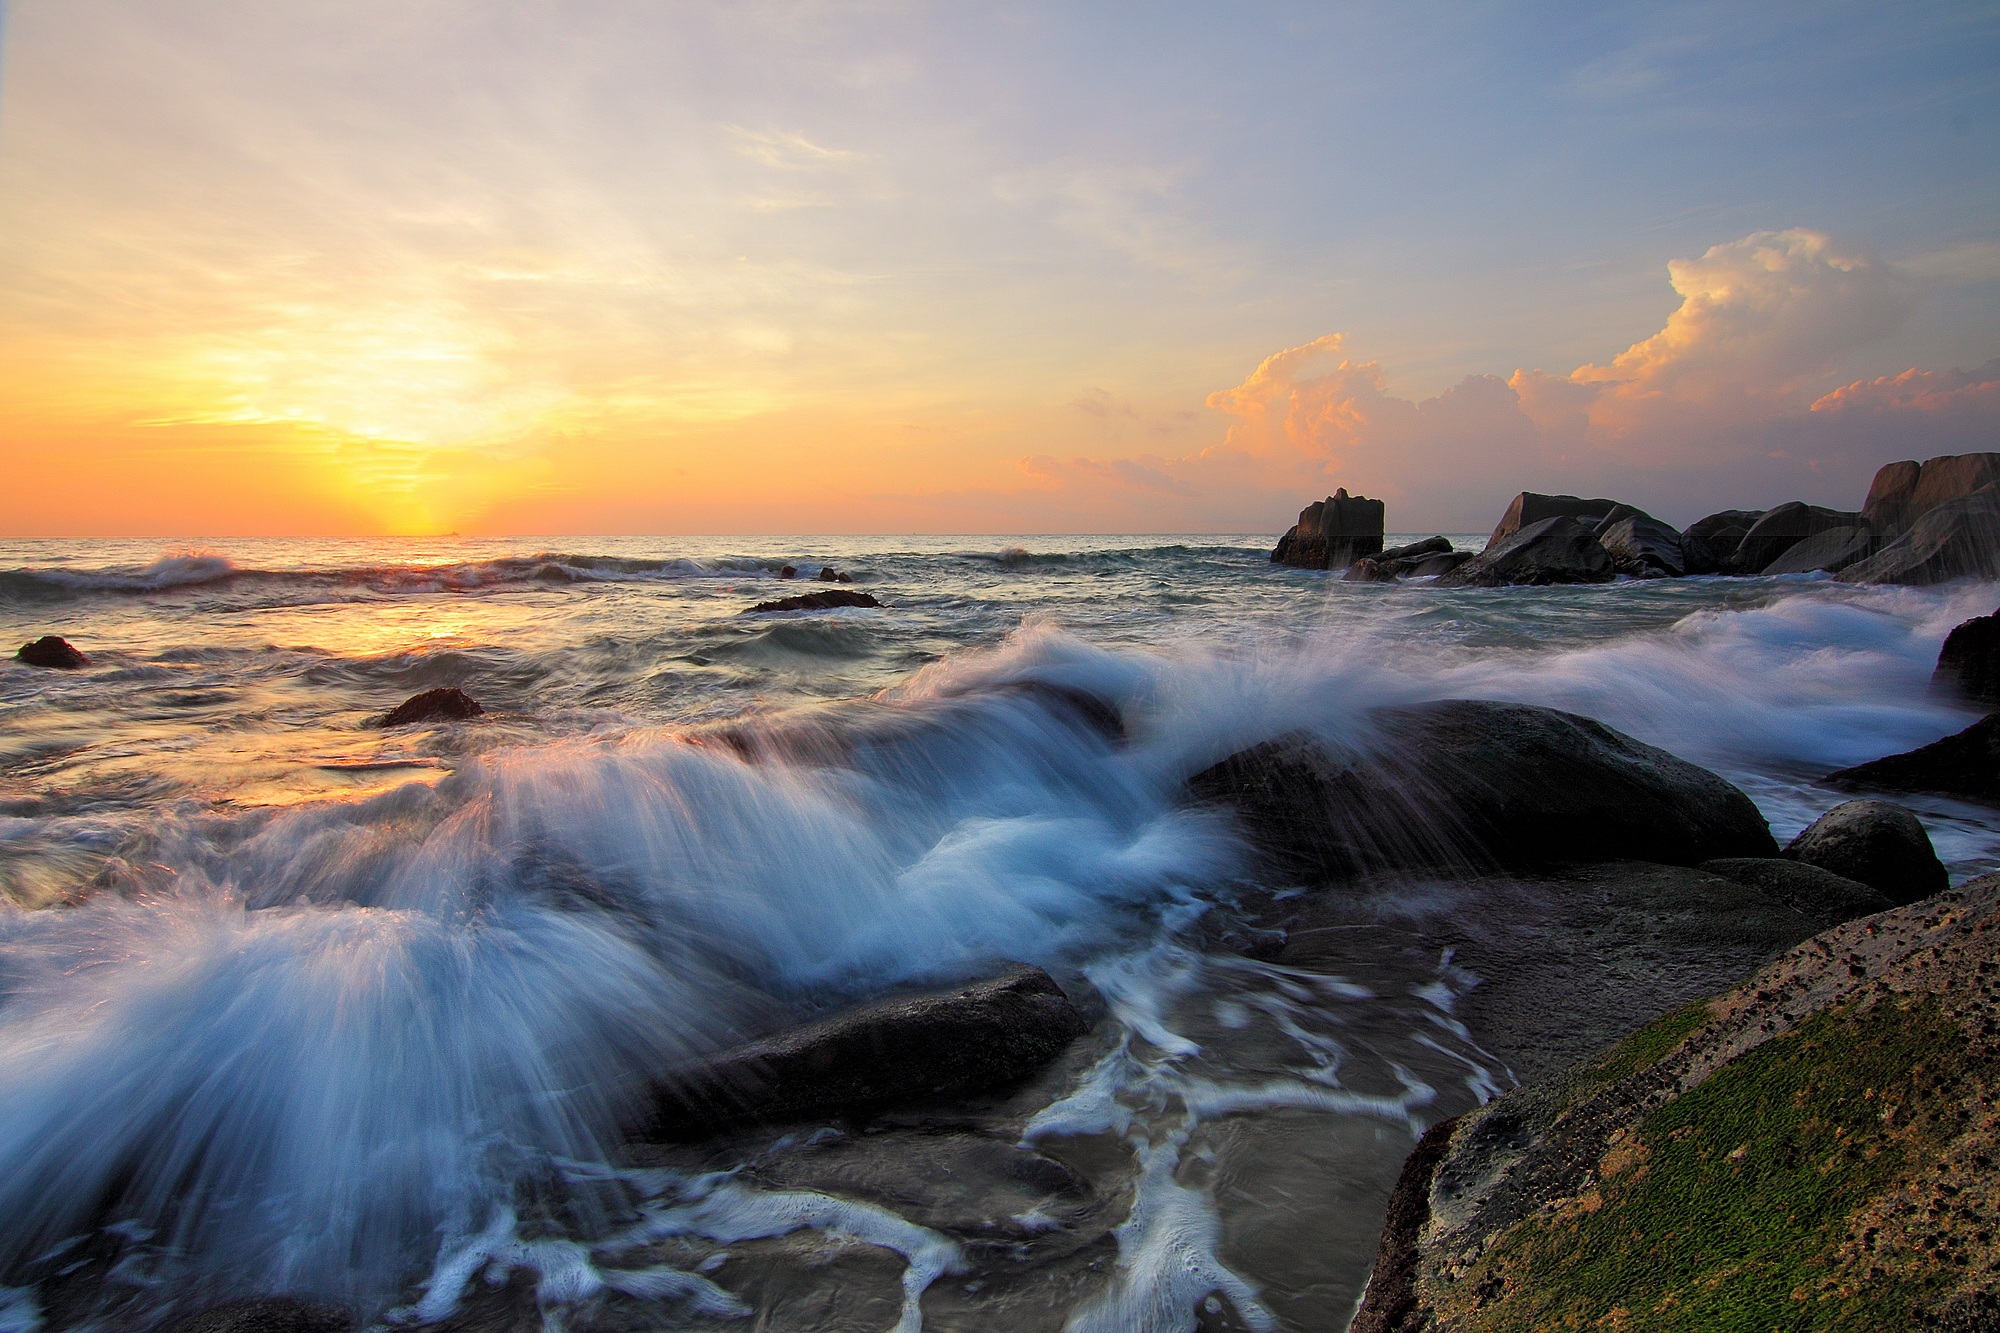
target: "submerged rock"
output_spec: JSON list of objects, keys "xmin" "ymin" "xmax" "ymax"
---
[
  {"xmin": 1934, "ymin": 607, "xmax": 2000, "ymax": 707},
  {"xmin": 1783, "ymin": 799, "xmax": 1948, "ymax": 905},
  {"xmin": 645, "ymin": 964, "xmax": 1090, "ymax": 1138},
  {"xmin": 15, "ymin": 635, "xmax": 89, "ymax": 669},
  {"xmin": 817, "ymin": 566, "xmax": 853, "ymax": 583},
  {"xmin": 745, "ymin": 589, "xmax": 881, "ymax": 613},
  {"xmin": 1271, "ymin": 489, "xmax": 1386, "ymax": 569},
  {"xmin": 1439, "ymin": 516, "xmax": 1614, "ymax": 587},
  {"xmin": 1840, "ymin": 487, "xmax": 2000, "ymax": 584},
  {"xmin": 1486, "ymin": 492, "xmax": 1620, "ymax": 547},
  {"xmin": 779, "ymin": 564, "xmax": 798, "ymax": 579},
  {"xmin": 374, "ymin": 687, "xmax": 484, "ymax": 728},
  {"xmin": 1828, "ymin": 714, "xmax": 2000, "ymax": 804},
  {"xmin": 1340, "ymin": 557, "xmax": 1398, "ymax": 583}
]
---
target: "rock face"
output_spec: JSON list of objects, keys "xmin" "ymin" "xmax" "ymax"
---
[
  {"xmin": 1862, "ymin": 457, "xmax": 1924, "ymax": 531},
  {"xmin": 1439, "ymin": 516, "xmax": 1614, "ymax": 587},
  {"xmin": 1759, "ymin": 523, "xmax": 1875, "ymax": 575},
  {"xmin": 646, "ymin": 964, "xmax": 1089, "ymax": 1138},
  {"xmin": 15, "ymin": 635, "xmax": 89, "ymax": 669},
  {"xmin": 1697, "ymin": 857, "xmax": 1894, "ymax": 929},
  {"xmin": 1187, "ymin": 700, "xmax": 1777, "ymax": 879},
  {"xmin": 1934, "ymin": 607, "xmax": 2000, "ymax": 707},
  {"xmin": 745, "ymin": 589, "xmax": 882, "ymax": 613},
  {"xmin": 1782, "ymin": 799, "xmax": 1948, "ymax": 906},
  {"xmin": 1594, "ymin": 513, "xmax": 1684, "ymax": 578},
  {"xmin": 1728, "ymin": 501, "xmax": 1863, "ymax": 574},
  {"xmin": 1679, "ymin": 508, "xmax": 1765, "ymax": 575},
  {"xmin": 1841, "ymin": 488, "xmax": 2000, "ymax": 585},
  {"xmin": 375, "ymin": 687, "xmax": 484, "ymax": 728},
  {"xmin": 1271, "ymin": 489, "xmax": 1386, "ymax": 568},
  {"xmin": 1351, "ymin": 874, "xmax": 2000, "ymax": 1333},
  {"xmin": 1829, "ymin": 714, "xmax": 2000, "ymax": 804},
  {"xmin": 1487, "ymin": 492, "xmax": 1620, "ymax": 547}
]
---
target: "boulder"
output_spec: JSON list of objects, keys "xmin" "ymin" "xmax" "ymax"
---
[
  {"xmin": 816, "ymin": 566, "xmax": 853, "ymax": 583},
  {"xmin": 1838, "ymin": 486, "xmax": 2000, "ymax": 584},
  {"xmin": 1402, "ymin": 551, "xmax": 1473, "ymax": 578},
  {"xmin": 645, "ymin": 964, "xmax": 1090, "ymax": 1138},
  {"xmin": 1340, "ymin": 558, "xmax": 1398, "ymax": 583},
  {"xmin": 1187, "ymin": 700, "xmax": 1777, "ymax": 879},
  {"xmin": 1758, "ymin": 523, "xmax": 1875, "ymax": 575},
  {"xmin": 779, "ymin": 565, "xmax": 798, "ymax": 579},
  {"xmin": 1487, "ymin": 492, "xmax": 1621, "ymax": 547},
  {"xmin": 1697, "ymin": 857, "xmax": 1894, "ymax": 928},
  {"xmin": 1595, "ymin": 514, "xmax": 1684, "ymax": 578},
  {"xmin": 1439, "ymin": 516, "xmax": 1614, "ymax": 587},
  {"xmin": 1829, "ymin": 713, "xmax": 2000, "ymax": 804},
  {"xmin": 1679, "ymin": 509, "xmax": 1763, "ymax": 575},
  {"xmin": 172, "ymin": 1300, "xmax": 352, "ymax": 1333},
  {"xmin": 745, "ymin": 589, "xmax": 881, "ymax": 613},
  {"xmin": 375, "ymin": 687, "xmax": 484, "ymax": 728},
  {"xmin": 1376, "ymin": 535, "xmax": 1454, "ymax": 565},
  {"xmin": 1272, "ymin": 489, "xmax": 1387, "ymax": 568},
  {"xmin": 1933, "ymin": 607, "xmax": 2000, "ymax": 707},
  {"xmin": 1860, "ymin": 458, "xmax": 1922, "ymax": 532},
  {"xmin": 15, "ymin": 635, "xmax": 89, "ymax": 669},
  {"xmin": 1783, "ymin": 799, "xmax": 1949, "ymax": 905},
  {"xmin": 1727, "ymin": 501, "xmax": 1861, "ymax": 574},
  {"xmin": 1905, "ymin": 452, "xmax": 2000, "ymax": 526}
]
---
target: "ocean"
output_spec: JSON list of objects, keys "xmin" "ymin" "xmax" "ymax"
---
[{"xmin": 2, "ymin": 534, "xmax": 1998, "ymax": 1332}]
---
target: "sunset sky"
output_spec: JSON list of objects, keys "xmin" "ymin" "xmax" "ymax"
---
[{"xmin": 2, "ymin": 1, "xmax": 1997, "ymax": 536}]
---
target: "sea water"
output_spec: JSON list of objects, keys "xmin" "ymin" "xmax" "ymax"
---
[{"xmin": 1, "ymin": 535, "xmax": 1996, "ymax": 1332}]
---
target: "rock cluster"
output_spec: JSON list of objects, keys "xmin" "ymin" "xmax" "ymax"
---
[
  {"xmin": 744, "ymin": 589, "xmax": 881, "ymax": 613},
  {"xmin": 1271, "ymin": 489, "xmax": 1386, "ymax": 568}
]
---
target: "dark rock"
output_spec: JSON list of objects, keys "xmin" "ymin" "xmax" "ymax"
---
[
  {"xmin": 1271, "ymin": 489, "xmax": 1386, "ymax": 568},
  {"xmin": 1487, "ymin": 492, "xmax": 1621, "ymax": 547},
  {"xmin": 1679, "ymin": 509, "xmax": 1763, "ymax": 575},
  {"xmin": 1439, "ymin": 516, "xmax": 1614, "ymax": 587},
  {"xmin": 1596, "ymin": 514, "xmax": 1684, "ymax": 578},
  {"xmin": 779, "ymin": 565, "xmax": 797, "ymax": 579},
  {"xmin": 15, "ymin": 635, "xmax": 89, "ymax": 669},
  {"xmin": 1759, "ymin": 523, "xmax": 1875, "ymax": 575},
  {"xmin": 1188, "ymin": 700, "xmax": 1776, "ymax": 879},
  {"xmin": 1830, "ymin": 714, "xmax": 2000, "ymax": 804},
  {"xmin": 1861, "ymin": 458, "xmax": 1923, "ymax": 532},
  {"xmin": 1350, "ymin": 1115, "xmax": 1460, "ymax": 1333},
  {"xmin": 1401, "ymin": 550, "xmax": 1472, "ymax": 578},
  {"xmin": 1340, "ymin": 558, "xmax": 1398, "ymax": 583},
  {"xmin": 1839, "ymin": 487, "xmax": 2000, "ymax": 584},
  {"xmin": 1697, "ymin": 857, "xmax": 1894, "ymax": 928},
  {"xmin": 1727, "ymin": 501, "xmax": 1862, "ymax": 574},
  {"xmin": 646, "ymin": 964, "xmax": 1089, "ymax": 1138},
  {"xmin": 375, "ymin": 687, "xmax": 484, "ymax": 728},
  {"xmin": 1782, "ymin": 799, "xmax": 1948, "ymax": 905},
  {"xmin": 1933, "ymin": 608, "xmax": 2000, "ymax": 707},
  {"xmin": 171, "ymin": 1299, "xmax": 352, "ymax": 1333},
  {"xmin": 816, "ymin": 566, "xmax": 853, "ymax": 583},
  {"xmin": 1376, "ymin": 536, "xmax": 1453, "ymax": 564},
  {"xmin": 745, "ymin": 589, "xmax": 882, "ymax": 613}
]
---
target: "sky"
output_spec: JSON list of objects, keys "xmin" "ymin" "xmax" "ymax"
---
[{"xmin": 2, "ymin": 0, "xmax": 1997, "ymax": 536}]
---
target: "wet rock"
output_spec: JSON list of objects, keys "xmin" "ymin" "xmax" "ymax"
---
[
  {"xmin": 1727, "ymin": 500, "xmax": 1861, "ymax": 574},
  {"xmin": 1933, "ymin": 607, "xmax": 2000, "ymax": 707},
  {"xmin": 1401, "ymin": 550, "xmax": 1472, "ymax": 578},
  {"xmin": 1698, "ymin": 856, "xmax": 1894, "ymax": 928},
  {"xmin": 1595, "ymin": 514, "xmax": 1684, "ymax": 578},
  {"xmin": 817, "ymin": 566, "xmax": 853, "ymax": 583},
  {"xmin": 1439, "ymin": 516, "xmax": 1614, "ymax": 587},
  {"xmin": 1758, "ymin": 523, "xmax": 1875, "ymax": 575},
  {"xmin": 1828, "ymin": 713, "xmax": 2000, "ymax": 804},
  {"xmin": 1783, "ymin": 798, "xmax": 1948, "ymax": 905},
  {"xmin": 1486, "ymin": 492, "xmax": 1621, "ymax": 547},
  {"xmin": 15, "ymin": 635, "xmax": 89, "ymax": 669},
  {"xmin": 1839, "ymin": 487, "xmax": 2000, "ymax": 584},
  {"xmin": 1188, "ymin": 700, "xmax": 1777, "ymax": 878},
  {"xmin": 375, "ymin": 686, "xmax": 484, "ymax": 728},
  {"xmin": 645, "ymin": 964, "xmax": 1090, "ymax": 1138},
  {"xmin": 1679, "ymin": 508, "xmax": 1763, "ymax": 575},
  {"xmin": 779, "ymin": 565, "xmax": 797, "ymax": 579},
  {"xmin": 1271, "ymin": 489, "xmax": 1386, "ymax": 569},
  {"xmin": 1350, "ymin": 1116, "xmax": 1460, "ymax": 1333},
  {"xmin": 1376, "ymin": 535, "xmax": 1453, "ymax": 564},
  {"xmin": 1340, "ymin": 557, "xmax": 1398, "ymax": 583},
  {"xmin": 745, "ymin": 589, "xmax": 881, "ymax": 613},
  {"xmin": 171, "ymin": 1299, "xmax": 352, "ymax": 1333}
]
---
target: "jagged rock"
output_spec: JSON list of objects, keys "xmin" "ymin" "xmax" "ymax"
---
[
  {"xmin": 1727, "ymin": 501, "xmax": 1862, "ymax": 574},
  {"xmin": 375, "ymin": 687, "xmax": 484, "ymax": 728},
  {"xmin": 1187, "ymin": 700, "xmax": 1776, "ymax": 879},
  {"xmin": 1759, "ymin": 524, "xmax": 1875, "ymax": 575},
  {"xmin": 1271, "ymin": 489, "xmax": 1386, "ymax": 568},
  {"xmin": 1933, "ymin": 607, "xmax": 2000, "ymax": 707},
  {"xmin": 1830, "ymin": 713, "xmax": 2000, "ymax": 804},
  {"xmin": 171, "ymin": 1300, "xmax": 352, "ymax": 1333},
  {"xmin": 1487, "ymin": 492, "xmax": 1621, "ymax": 547},
  {"xmin": 645, "ymin": 965, "xmax": 1090, "ymax": 1138},
  {"xmin": 1783, "ymin": 799, "xmax": 1949, "ymax": 905},
  {"xmin": 1439, "ymin": 516, "xmax": 1614, "ymax": 587},
  {"xmin": 1340, "ymin": 558, "xmax": 1398, "ymax": 583},
  {"xmin": 1595, "ymin": 514, "xmax": 1684, "ymax": 578},
  {"xmin": 1680, "ymin": 508, "xmax": 1764, "ymax": 575},
  {"xmin": 15, "ymin": 636, "xmax": 89, "ymax": 669},
  {"xmin": 745, "ymin": 589, "xmax": 881, "ymax": 613},
  {"xmin": 1698, "ymin": 857, "xmax": 1894, "ymax": 928},
  {"xmin": 1839, "ymin": 487, "xmax": 2000, "ymax": 584}
]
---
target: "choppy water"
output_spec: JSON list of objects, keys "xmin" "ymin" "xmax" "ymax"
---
[{"xmin": 2, "ymin": 534, "xmax": 1997, "ymax": 1332}]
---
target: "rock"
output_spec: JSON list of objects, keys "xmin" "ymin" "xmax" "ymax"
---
[
  {"xmin": 1486, "ymin": 492, "xmax": 1621, "ymax": 547},
  {"xmin": 816, "ymin": 566, "xmax": 853, "ymax": 583},
  {"xmin": 1340, "ymin": 558, "xmax": 1398, "ymax": 583},
  {"xmin": 1595, "ymin": 514, "xmax": 1684, "ymax": 578},
  {"xmin": 1376, "ymin": 535, "xmax": 1454, "ymax": 564},
  {"xmin": 15, "ymin": 635, "xmax": 89, "ymax": 669},
  {"xmin": 1901, "ymin": 452, "xmax": 2000, "ymax": 528},
  {"xmin": 1187, "ymin": 700, "xmax": 1777, "ymax": 879},
  {"xmin": 1829, "ymin": 714, "xmax": 2000, "ymax": 804},
  {"xmin": 1838, "ymin": 486, "xmax": 2000, "ymax": 584},
  {"xmin": 645, "ymin": 964, "xmax": 1090, "ymax": 1138},
  {"xmin": 1589, "ymin": 502, "xmax": 1657, "ymax": 534},
  {"xmin": 1271, "ymin": 489, "xmax": 1386, "ymax": 569},
  {"xmin": 1352, "ymin": 873, "xmax": 2000, "ymax": 1332},
  {"xmin": 1861, "ymin": 457, "xmax": 1922, "ymax": 532},
  {"xmin": 1679, "ymin": 508, "xmax": 1764, "ymax": 575},
  {"xmin": 1727, "ymin": 500, "xmax": 1862, "ymax": 573},
  {"xmin": 744, "ymin": 589, "xmax": 881, "ymax": 613},
  {"xmin": 1782, "ymin": 799, "xmax": 1949, "ymax": 905},
  {"xmin": 1933, "ymin": 607, "xmax": 2000, "ymax": 707},
  {"xmin": 1697, "ymin": 857, "xmax": 1894, "ymax": 928},
  {"xmin": 375, "ymin": 687, "xmax": 484, "ymax": 728},
  {"xmin": 779, "ymin": 565, "xmax": 797, "ymax": 579},
  {"xmin": 171, "ymin": 1299, "xmax": 352, "ymax": 1333},
  {"xmin": 1401, "ymin": 551, "xmax": 1472, "ymax": 578},
  {"xmin": 1758, "ymin": 523, "xmax": 1875, "ymax": 575},
  {"xmin": 1439, "ymin": 516, "xmax": 1614, "ymax": 587},
  {"xmin": 1350, "ymin": 1116, "xmax": 1460, "ymax": 1333}
]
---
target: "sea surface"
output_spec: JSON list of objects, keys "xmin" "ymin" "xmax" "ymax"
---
[{"xmin": 2, "ymin": 534, "xmax": 1998, "ymax": 1333}]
